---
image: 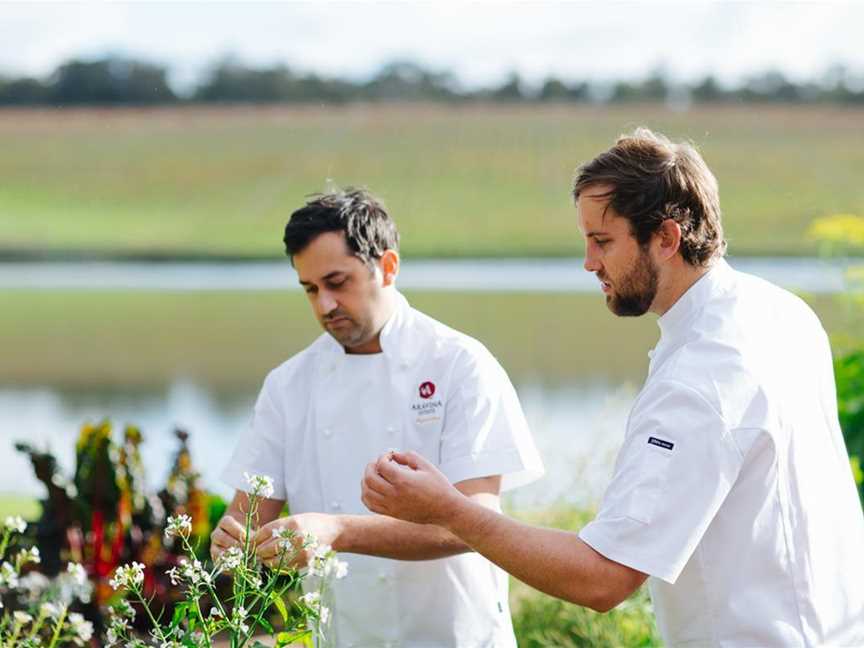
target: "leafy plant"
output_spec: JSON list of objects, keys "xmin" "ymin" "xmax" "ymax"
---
[
  {"xmin": 0, "ymin": 516, "xmax": 94, "ymax": 647},
  {"xmin": 103, "ymin": 472, "xmax": 347, "ymax": 647}
]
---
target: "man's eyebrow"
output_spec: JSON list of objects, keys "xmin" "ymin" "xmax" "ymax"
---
[{"xmin": 298, "ymin": 270, "xmax": 346, "ymax": 285}]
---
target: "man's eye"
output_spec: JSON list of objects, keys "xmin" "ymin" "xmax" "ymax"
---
[
  {"xmin": 328, "ymin": 279, "xmax": 347, "ymax": 289},
  {"xmin": 304, "ymin": 286, "xmax": 316, "ymax": 294},
  {"xmin": 595, "ymin": 239, "xmax": 609, "ymax": 248}
]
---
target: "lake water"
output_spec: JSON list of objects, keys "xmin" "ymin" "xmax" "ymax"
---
[{"xmin": 0, "ymin": 257, "xmax": 855, "ymax": 511}]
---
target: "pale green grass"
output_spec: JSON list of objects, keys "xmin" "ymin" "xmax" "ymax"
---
[
  {"xmin": 0, "ymin": 494, "xmax": 41, "ymax": 520},
  {"xmin": 1, "ymin": 105, "xmax": 862, "ymax": 258}
]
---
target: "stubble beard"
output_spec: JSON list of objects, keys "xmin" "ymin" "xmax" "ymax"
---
[{"xmin": 606, "ymin": 248, "xmax": 659, "ymax": 317}]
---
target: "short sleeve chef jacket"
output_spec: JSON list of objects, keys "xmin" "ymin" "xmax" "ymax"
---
[
  {"xmin": 580, "ymin": 259, "xmax": 864, "ymax": 647},
  {"xmin": 222, "ymin": 293, "xmax": 544, "ymax": 648}
]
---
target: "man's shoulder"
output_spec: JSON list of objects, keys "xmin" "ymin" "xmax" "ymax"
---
[{"xmin": 407, "ymin": 305, "xmax": 497, "ymax": 364}]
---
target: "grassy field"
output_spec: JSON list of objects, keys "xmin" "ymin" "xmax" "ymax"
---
[
  {"xmin": 0, "ymin": 288, "xmax": 858, "ymax": 392},
  {"xmin": 1, "ymin": 104, "xmax": 862, "ymax": 259}
]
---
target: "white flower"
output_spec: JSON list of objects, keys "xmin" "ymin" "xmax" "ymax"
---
[
  {"xmin": 243, "ymin": 472, "xmax": 275, "ymax": 498},
  {"xmin": 300, "ymin": 591, "xmax": 320, "ymax": 607},
  {"xmin": 40, "ymin": 602, "xmax": 61, "ymax": 619},
  {"xmin": 216, "ymin": 546, "xmax": 244, "ymax": 572},
  {"xmin": 109, "ymin": 562, "xmax": 145, "ymax": 591},
  {"xmin": 306, "ymin": 544, "xmax": 347, "ymax": 579},
  {"xmin": 66, "ymin": 562, "xmax": 87, "ymax": 586},
  {"xmin": 68, "ymin": 612, "xmax": 94, "ymax": 644},
  {"xmin": 4, "ymin": 516, "xmax": 26, "ymax": 534},
  {"xmin": 320, "ymin": 605, "xmax": 331, "ymax": 625},
  {"xmin": 16, "ymin": 546, "xmax": 40, "ymax": 566},
  {"xmin": 165, "ymin": 566, "xmax": 182, "ymax": 586},
  {"xmin": 177, "ymin": 557, "xmax": 211, "ymax": 587},
  {"xmin": 13, "ymin": 610, "xmax": 33, "ymax": 625},
  {"xmin": 0, "ymin": 561, "xmax": 18, "ymax": 588},
  {"xmin": 164, "ymin": 514, "xmax": 192, "ymax": 541},
  {"xmin": 209, "ymin": 606, "xmax": 223, "ymax": 618}
]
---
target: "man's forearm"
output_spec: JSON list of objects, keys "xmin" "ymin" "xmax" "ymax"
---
[
  {"xmin": 442, "ymin": 497, "xmax": 642, "ymax": 611},
  {"xmin": 334, "ymin": 514, "xmax": 471, "ymax": 560}
]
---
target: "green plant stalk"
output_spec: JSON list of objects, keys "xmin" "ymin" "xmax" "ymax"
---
[
  {"xmin": 132, "ymin": 586, "xmax": 171, "ymax": 645},
  {"xmin": 0, "ymin": 529, "xmax": 12, "ymax": 560},
  {"xmin": 179, "ymin": 533, "xmax": 228, "ymax": 643},
  {"xmin": 46, "ymin": 605, "xmax": 67, "ymax": 648},
  {"xmin": 25, "ymin": 607, "xmax": 49, "ymax": 641}
]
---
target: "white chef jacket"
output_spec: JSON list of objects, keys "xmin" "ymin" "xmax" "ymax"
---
[
  {"xmin": 222, "ymin": 292, "xmax": 544, "ymax": 648},
  {"xmin": 580, "ymin": 259, "xmax": 864, "ymax": 647}
]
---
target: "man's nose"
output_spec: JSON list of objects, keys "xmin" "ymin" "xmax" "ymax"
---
[
  {"xmin": 583, "ymin": 251, "xmax": 601, "ymax": 273},
  {"xmin": 317, "ymin": 291, "xmax": 338, "ymax": 316}
]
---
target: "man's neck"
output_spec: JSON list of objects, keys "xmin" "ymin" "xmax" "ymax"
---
[
  {"xmin": 345, "ymin": 290, "xmax": 399, "ymax": 355},
  {"xmin": 650, "ymin": 260, "xmax": 714, "ymax": 316}
]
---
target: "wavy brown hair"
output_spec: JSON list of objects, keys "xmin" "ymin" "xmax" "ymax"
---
[{"xmin": 573, "ymin": 128, "xmax": 726, "ymax": 266}]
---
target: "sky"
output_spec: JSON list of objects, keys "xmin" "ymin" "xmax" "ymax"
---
[{"xmin": 2, "ymin": 1, "xmax": 864, "ymax": 92}]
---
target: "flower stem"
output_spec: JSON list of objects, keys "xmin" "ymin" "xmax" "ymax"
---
[{"xmin": 46, "ymin": 606, "xmax": 67, "ymax": 648}]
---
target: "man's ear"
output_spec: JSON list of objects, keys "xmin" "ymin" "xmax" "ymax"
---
[
  {"xmin": 380, "ymin": 249, "xmax": 400, "ymax": 287},
  {"xmin": 654, "ymin": 219, "xmax": 682, "ymax": 262}
]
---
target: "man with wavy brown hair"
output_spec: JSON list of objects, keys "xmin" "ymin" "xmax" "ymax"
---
[{"xmin": 364, "ymin": 129, "xmax": 864, "ymax": 647}]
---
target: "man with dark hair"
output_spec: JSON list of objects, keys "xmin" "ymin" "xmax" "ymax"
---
[
  {"xmin": 363, "ymin": 130, "xmax": 864, "ymax": 646},
  {"xmin": 213, "ymin": 187, "xmax": 544, "ymax": 647}
]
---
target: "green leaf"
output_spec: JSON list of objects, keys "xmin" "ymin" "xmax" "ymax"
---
[
  {"xmin": 277, "ymin": 630, "xmax": 313, "ymax": 647},
  {"xmin": 271, "ymin": 591, "xmax": 289, "ymax": 624},
  {"xmin": 169, "ymin": 602, "xmax": 190, "ymax": 631},
  {"xmin": 255, "ymin": 615, "xmax": 275, "ymax": 635}
]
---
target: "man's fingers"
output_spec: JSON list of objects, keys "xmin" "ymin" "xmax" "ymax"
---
[
  {"xmin": 218, "ymin": 515, "xmax": 248, "ymax": 542},
  {"xmin": 363, "ymin": 462, "xmax": 396, "ymax": 496},
  {"xmin": 361, "ymin": 487, "xmax": 391, "ymax": 515}
]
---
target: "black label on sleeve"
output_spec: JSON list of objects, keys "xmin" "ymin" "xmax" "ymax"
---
[{"xmin": 647, "ymin": 436, "xmax": 674, "ymax": 450}]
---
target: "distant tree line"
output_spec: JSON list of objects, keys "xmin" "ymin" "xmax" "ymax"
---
[{"xmin": 2, "ymin": 56, "xmax": 863, "ymax": 107}]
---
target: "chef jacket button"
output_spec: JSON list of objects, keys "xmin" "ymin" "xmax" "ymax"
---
[
  {"xmin": 399, "ymin": 361, "xmax": 410, "ymax": 370},
  {"xmin": 384, "ymin": 642, "xmax": 396, "ymax": 648},
  {"xmin": 330, "ymin": 500, "xmax": 342, "ymax": 511},
  {"xmin": 386, "ymin": 425, "xmax": 396, "ymax": 435},
  {"xmin": 323, "ymin": 428, "xmax": 332, "ymax": 438},
  {"xmin": 378, "ymin": 572, "xmax": 389, "ymax": 583}
]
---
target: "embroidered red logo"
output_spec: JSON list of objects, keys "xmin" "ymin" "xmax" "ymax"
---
[{"xmin": 419, "ymin": 381, "xmax": 436, "ymax": 399}]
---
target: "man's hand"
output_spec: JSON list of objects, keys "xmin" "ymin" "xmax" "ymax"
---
[
  {"xmin": 210, "ymin": 514, "xmax": 247, "ymax": 561},
  {"xmin": 253, "ymin": 512, "xmax": 344, "ymax": 569},
  {"xmin": 361, "ymin": 450, "xmax": 464, "ymax": 525}
]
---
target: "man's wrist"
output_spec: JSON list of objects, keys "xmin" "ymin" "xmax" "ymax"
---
[
  {"xmin": 328, "ymin": 514, "xmax": 349, "ymax": 553},
  {"xmin": 437, "ymin": 491, "xmax": 479, "ymax": 538}
]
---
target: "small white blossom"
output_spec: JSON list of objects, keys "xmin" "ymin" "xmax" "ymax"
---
[
  {"xmin": 244, "ymin": 472, "xmax": 275, "ymax": 499},
  {"xmin": 164, "ymin": 514, "xmax": 192, "ymax": 541},
  {"xmin": 40, "ymin": 601, "xmax": 61, "ymax": 619},
  {"xmin": 4, "ymin": 515, "xmax": 26, "ymax": 533},
  {"xmin": 0, "ymin": 561, "xmax": 19, "ymax": 588},
  {"xmin": 109, "ymin": 562, "xmax": 145, "ymax": 591},
  {"xmin": 320, "ymin": 605, "xmax": 331, "ymax": 625},
  {"xmin": 307, "ymin": 544, "xmax": 348, "ymax": 580},
  {"xmin": 177, "ymin": 557, "xmax": 211, "ymax": 587},
  {"xmin": 300, "ymin": 591, "xmax": 320, "ymax": 606},
  {"xmin": 66, "ymin": 562, "xmax": 87, "ymax": 586},
  {"xmin": 16, "ymin": 546, "xmax": 40, "ymax": 567},
  {"xmin": 13, "ymin": 610, "xmax": 33, "ymax": 625},
  {"xmin": 209, "ymin": 606, "xmax": 223, "ymax": 618},
  {"xmin": 68, "ymin": 612, "xmax": 94, "ymax": 644},
  {"xmin": 216, "ymin": 546, "xmax": 243, "ymax": 572}
]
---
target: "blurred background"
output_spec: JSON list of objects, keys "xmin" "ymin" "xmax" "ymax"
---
[{"xmin": 2, "ymin": 0, "xmax": 863, "ymax": 516}]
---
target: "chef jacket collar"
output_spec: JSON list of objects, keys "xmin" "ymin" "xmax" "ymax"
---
[
  {"xmin": 657, "ymin": 257, "xmax": 733, "ymax": 340},
  {"xmin": 319, "ymin": 291, "xmax": 420, "ymax": 368}
]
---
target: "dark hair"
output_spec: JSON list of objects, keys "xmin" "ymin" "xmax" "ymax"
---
[
  {"xmin": 573, "ymin": 128, "xmax": 726, "ymax": 266},
  {"xmin": 283, "ymin": 187, "xmax": 400, "ymax": 266}
]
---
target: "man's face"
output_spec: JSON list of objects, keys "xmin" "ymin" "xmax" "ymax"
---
[
  {"xmin": 294, "ymin": 231, "xmax": 389, "ymax": 352},
  {"xmin": 577, "ymin": 185, "xmax": 659, "ymax": 317}
]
